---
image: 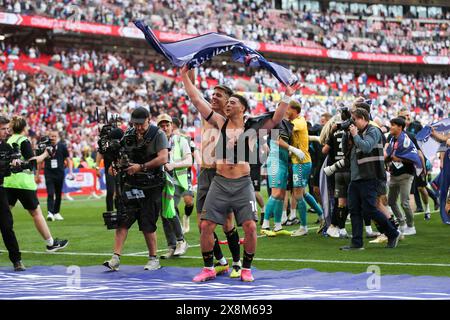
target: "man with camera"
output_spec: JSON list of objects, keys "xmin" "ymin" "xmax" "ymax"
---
[
  {"xmin": 157, "ymin": 113, "xmax": 189, "ymax": 259},
  {"xmin": 103, "ymin": 107, "xmax": 169, "ymax": 271},
  {"xmin": 41, "ymin": 131, "xmax": 73, "ymax": 222},
  {"xmin": 0, "ymin": 115, "xmax": 25, "ymax": 271},
  {"xmin": 340, "ymin": 108, "xmax": 400, "ymax": 250}
]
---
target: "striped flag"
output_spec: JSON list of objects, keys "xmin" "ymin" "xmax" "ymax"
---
[
  {"xmin": 134, "ymin": 20, "xmax": 298, "ymax": 86},
  {"xmin": 416, "ymin": 118, "xmax": 450, "ymax": 160}
]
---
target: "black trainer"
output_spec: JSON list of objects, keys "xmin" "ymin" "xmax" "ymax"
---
[
  {"xmin": 13, "ymin": 260, "xmax": 26, "ymax": 271},
  {"xmin": 340, "ymin": 245, "xmax": 364, "ymax": 251},
  {"xmin": 46, "ymin": 238, "xmax": 69, "ymax": 252},
  {"xmin": 386, "ymin": 232, "xmax": 401, "ymax": 249}
]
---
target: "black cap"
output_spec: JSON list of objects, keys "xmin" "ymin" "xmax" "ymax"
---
[{"xmin": 130, "ymin": 107, "xmax": 149, "ymax": 124}]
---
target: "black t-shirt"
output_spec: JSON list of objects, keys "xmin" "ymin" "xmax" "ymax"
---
[
  {"xmin": 18, "ymin": 139, "xmax": 34, "ymax": 161},
  {"xmin": 406, "ymin": 121, "xmax": 423, "ymax": 138},
  {"xmin": 44, "ymin": 141, "xmax": 69, "ymax": 177},
  {"xmin": 326, "ymin": 129, "xmax": 350, "ymax": 172},
  {"xmin": 0, "ymin": 141, "xmax": 13, "ymax": 184}
]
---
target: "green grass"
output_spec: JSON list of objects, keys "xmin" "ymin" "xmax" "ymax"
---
[{"xmin": 1, "ymin": 190, "xmax": 450, "ymax": 277}]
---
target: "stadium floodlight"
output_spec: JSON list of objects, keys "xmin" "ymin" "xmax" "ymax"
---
[
  {"xmin": 0, "ymin": 35, "xmax": 5, "ymax": 41},
  {"xmin": 35, "ymin": 38, "xmax": 47, "ymax": 44}
]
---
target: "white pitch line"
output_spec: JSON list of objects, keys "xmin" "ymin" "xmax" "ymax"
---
[
  {"xmin": 3, "ymin": 250, "xmax": 450, "ymax": 268},
  {"xmin": 177, "ymin": 256, "xmax": 450, "ymax": 268}
]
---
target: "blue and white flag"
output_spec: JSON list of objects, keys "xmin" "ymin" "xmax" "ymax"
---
[
  {"xmin": 439, "ymin": 149, "xmax": 450, "ymax": 225},
  {"xmin": 416, "ymin": 118, "xmax": 450, "ymax": 160},
  {"xmin": 386, "ymin": 131, "xmax": 423, "ymax": 176},
  {"xmin": 134, "ymin": 20, "xmax": 298, "ymax": 86}
]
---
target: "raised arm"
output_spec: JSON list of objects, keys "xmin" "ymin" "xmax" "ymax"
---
[
  {"xmin": 431, "ymin": 127, "xmax": 450, "ymax": 143},
  {"xmin": 261, "ymin": 83, "xmax": 301, "ymax": 130},
  {"xmin": 180, "ymin": 65, "xmax": 225, "ymax": 128}
]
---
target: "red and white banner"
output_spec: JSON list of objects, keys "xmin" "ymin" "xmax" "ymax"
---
[
  {"xmin": 1, "ymin": 12, "xmax": 448, "ymax": 65},
  {"xmin": 36, "ymin": 168, "xmax": 100, "ymax": 198}
]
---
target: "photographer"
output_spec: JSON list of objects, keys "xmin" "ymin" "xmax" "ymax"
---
[
  {"xmin": 96, "ymin": 118, "xmax": 125, "ymax": 212},
  {"xmin": 103, "ymin": 107, "xmax": 169, "ymax": 271},
  {"xmin": 3, "ymin": 116, "xmax": 69, "ymax": 252},
  {"xmin": 0, "ymin": 115, "xmax": 25, "ymax": 271},
  {"xmin": 339, "ymin": 108, "xmax": 400, "ymax": 250},
  {"xmin": 41, "ymin": 131, "xmax": 73, "ymax": 221}
]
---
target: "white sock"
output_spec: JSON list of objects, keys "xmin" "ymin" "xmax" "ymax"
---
[
  {"xmin": 281, "ymin": 211, "xmax": 287, "ymax": 222},
  {"xmin": 274, "ymin": 223, "xmax": 282, "ymax": 231},
  {"xmin": 232, "ymin": 260, "xmax": 241, "ymax": 267},
  {"xmin": 262, "ymin": 220, "xmax": 270, "ymax": 229},
  {"xmin": 261, "ymin": 206, "xmax": 265, "ymax": 213},
  {"xmin": 425, "ymin": 203, "xmax": 430, "ymax": 212},
  {"xmin": 289, "ymin": 209, "xmax": 297, "ymax": 220},
  {"xmin": 365, "ymin": 226, "xmax": 373, "ymax": 234},
  {"xmin": 218, "ymin": 257, "xmax": 227, "ymax": 265},
  {"xmin": 45, "ymin": 237, "xmax": 54, "ymax": 246}
]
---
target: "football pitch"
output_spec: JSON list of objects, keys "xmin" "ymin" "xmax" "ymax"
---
[{"xmin": 1, "ymin": 190, "xmax": 450, "ymax": 278}]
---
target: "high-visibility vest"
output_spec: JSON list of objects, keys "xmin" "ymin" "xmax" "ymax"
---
[
  {"xmin": 161, "ymin": 172, "xmax": 176, "ymax": 219},
  {"xmin": 3, "ymin": 134, "xmax": 37, "ymax": 190},
  {"xmin": 172, "ymin": 135, "xmax": 189, "ymax": 190}
]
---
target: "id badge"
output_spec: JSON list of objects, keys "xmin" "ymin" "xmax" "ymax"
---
[
  {"xmin": 125, "ymin": 189, "xmax": 145, "ymax": 200},
  {"xmin": 51, "ymin": 159, "xmax": 58, "ymax": 169}
]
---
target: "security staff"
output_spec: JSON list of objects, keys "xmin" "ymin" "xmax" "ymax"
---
[
  {"xmin": 3, "ymin": 116, "xmax": 69, "ymax": 252},
  {"xmin": 0, "ymin": 116, "xmax": 24, "ymax": 271},
  {"xmin": 157, "ymin": 114, "xmax": 189, "ymax": 259},
  {"xmin": 43, "ymin": 131, "xmax": 73, "ymax": 221},
  {"xmin": 103, "ymin": 107, "xmax": 169, "ymax": 271}
]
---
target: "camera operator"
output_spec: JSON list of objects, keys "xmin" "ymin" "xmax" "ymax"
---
[
  {"xmin": 3, "ymin": 116, "xmax": 69, "ymax": 252},
  {"xmin": 0, "ymin": 115, "xmax": 25, "ymax": 271},
  {"xmin": 103, "ymin": 107, "xmax": 169, "ymax": 271},
  {"xmin": 41, "ymin": 131, "xmax": 73, "ymax": 222},
  {"xmin": 339, "ymin": 108, "xmax": 400, "ymax": 250}
]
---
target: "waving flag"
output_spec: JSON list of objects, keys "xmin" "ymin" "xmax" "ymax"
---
[
  {"xmin": 439, "ymin": 149, "xmax": 450, "ymax": 224},
  {"xmin": 134, "ymin": 20, "xmax": 298, "ymax": 86},
  {"xmin": 416, "ymin": 118, "xmax": 450, "ymax": 160},
  {"xmin": 386, "ymin": 131, "xmax": 423, "ymax": 176}
]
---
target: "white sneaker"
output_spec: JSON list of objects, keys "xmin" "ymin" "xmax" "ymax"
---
[
  {"xmin": 47, "ymin": 212, "xmax": 55, "ymax": 222},
  {"xmin": 326, "ymin": 225, "xmax": 340, "ymax": 238},
  {"xmin": 339, "ymin": 229, "xmax": 349, "ymax": 239},
  {"xmin": 173, "ymin": 240, "xmax": 188, "ymax": 256},
  {"xmin": 182, "ymin": 215, "xmax": 190, "ymax": 234},
  {"xmin": 366, "ymin": 231, "xmax": 381, "ymax": 238},
  {"xmin": 103, "ymin": 255, "xmax": 120, "ymax": 271},
  {"xmin": 402, "ymin": 226, "xmax": 416, "ymax": 236},
  {"xmin": 399, "ymin": 224, "xmax": 407, "ymax": 233},
  {"xmin": 91, "ymin": 192, "xmax": 101, "ymax": 199},
  {"xmin": 53, "ymin": 213, "xmax": 64, "ymax": 221},
  {"xmin": 64, "ymin": 194, "xmax": 74, "ymax": 201},
  {"xmin": 291, "ymin": 226, "xmax": 308, "ymax": 237},
  {"xmin": 144, "ymin": 258, "xmax": 161, "ymax": 270}
]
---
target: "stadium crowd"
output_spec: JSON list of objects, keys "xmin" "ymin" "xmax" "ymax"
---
[
  {"xmin": 1, "ymin": 44, "xmax": 449, "ymax": 161},
  {"xmin": 1, "ymin": 0, "xmax": 449, "ymax": 56}
]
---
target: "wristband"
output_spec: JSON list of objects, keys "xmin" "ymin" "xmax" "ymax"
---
[{"xmin": 140, "ymin": 163, "xmax": 146, "ymax": 172}]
